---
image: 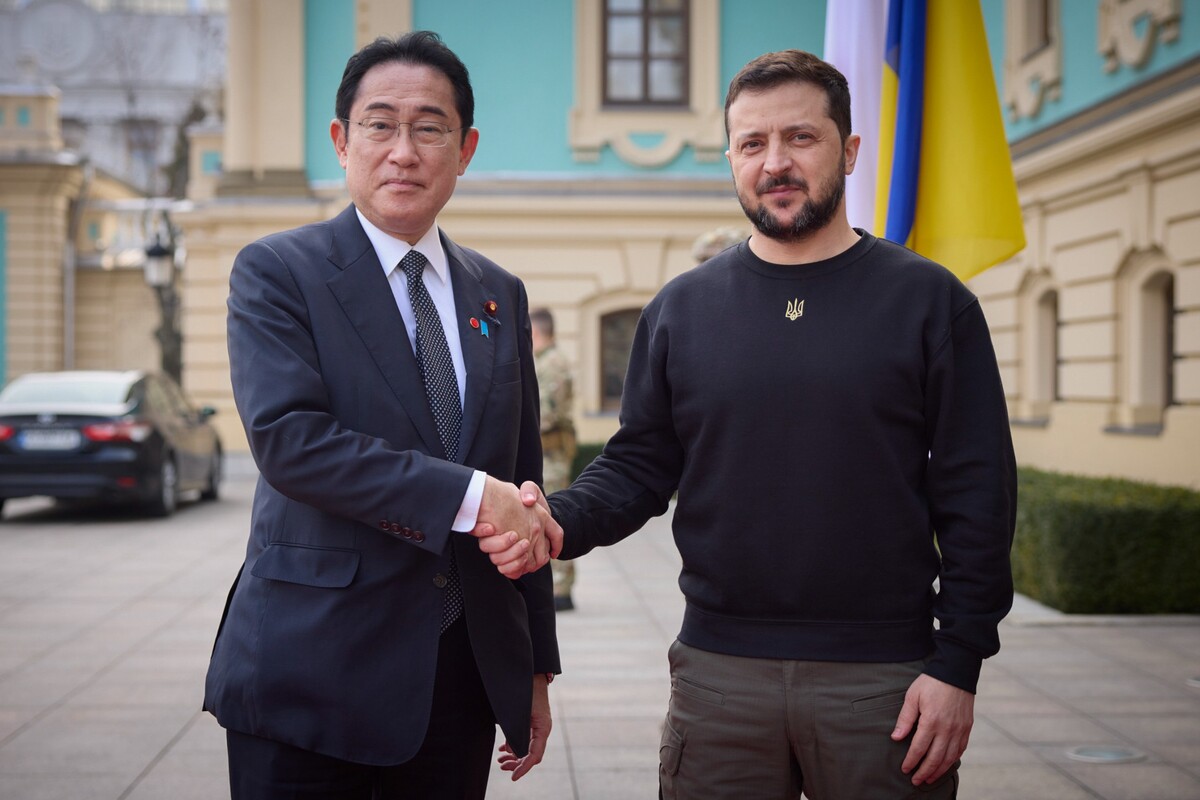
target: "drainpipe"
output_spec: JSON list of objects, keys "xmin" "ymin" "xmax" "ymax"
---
[{"xmin": 63, "ymin": 158, "xmax": 92, "ymax": 370}]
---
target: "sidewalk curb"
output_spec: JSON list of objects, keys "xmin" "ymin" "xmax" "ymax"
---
[{"xmin": 1005, "ymin": 592, "xmax": 1200, "ymax": 627}]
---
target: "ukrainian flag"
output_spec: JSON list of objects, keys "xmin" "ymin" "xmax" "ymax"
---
[{"xmin": 873, "ymin": 0, "xmax": 1025, "ymax": 282}]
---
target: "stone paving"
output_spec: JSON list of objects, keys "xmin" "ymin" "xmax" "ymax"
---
[{"xmin": 0, "ymin": 473, "xmax": 1197, "ymax": 799}]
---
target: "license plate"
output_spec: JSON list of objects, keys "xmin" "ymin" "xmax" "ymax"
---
[{"xmin": 19, "ymin": 429, "xmax": 83, "ymax": 451}]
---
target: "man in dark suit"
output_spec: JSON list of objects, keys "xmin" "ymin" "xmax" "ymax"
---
[{"xmin": 204, "ymin": 31, "xmax": 560, "ymax": 800}]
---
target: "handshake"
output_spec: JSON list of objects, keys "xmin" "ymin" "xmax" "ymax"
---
[{"xmin": 470, "ymin": 476, "xmax": 562, "ymax": 578}]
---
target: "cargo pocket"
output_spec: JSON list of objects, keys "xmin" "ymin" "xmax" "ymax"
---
[{"xmin": 659, "ymin": 716, "xmax": 684, "ymax": 778}]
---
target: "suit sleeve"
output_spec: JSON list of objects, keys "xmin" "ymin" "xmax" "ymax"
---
[{"xmin": 228, "ymin": 239, "xmax": 474, "ymax": 555}]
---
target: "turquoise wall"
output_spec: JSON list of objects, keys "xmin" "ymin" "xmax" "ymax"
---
[
  {"xmin": 416, "ymin": 1, "xmax": 576, "ymax": 173},
  {"xmin": 981, "ymin": 0, "xmax": 1200, "ymax": 143},
  {"xmin": 301, "ymin": 0, "xmax": 823, "ymax": 181},
  {"xmin": 305, "ymin": 0, "xmax": 356, "ymax": 185}
]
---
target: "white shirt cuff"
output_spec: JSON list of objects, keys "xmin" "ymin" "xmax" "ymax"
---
[{"xmin": 451, "ymin": 470, "xmax": 487, "ymax": 532}]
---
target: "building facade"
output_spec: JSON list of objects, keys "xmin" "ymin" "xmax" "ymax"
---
[
  {"xmin": 0, "ymin": 0, "xmax": 226, "ymax": 381},
  {"xmin": 5, "ymin": 0, "xmax": 1199, "ymax": 490}
]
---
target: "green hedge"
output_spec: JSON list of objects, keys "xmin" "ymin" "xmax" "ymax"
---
[
  {"xmin": 1013, "ymin": 467, "xmax": 1200, "ymax": 614},
  {"xmin": 570, "ymin": 442, "xmax": 607, "ymax": 482}
]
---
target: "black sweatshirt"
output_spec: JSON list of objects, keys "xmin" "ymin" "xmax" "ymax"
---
[{"xmin": 550, "ymin": 232, "xmax": 1016, "ymax": 693}]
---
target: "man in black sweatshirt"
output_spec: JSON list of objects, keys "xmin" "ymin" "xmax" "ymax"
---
[{"xmin": 479, "ymin": 49, "xmax": 1016, "ymax": 799}]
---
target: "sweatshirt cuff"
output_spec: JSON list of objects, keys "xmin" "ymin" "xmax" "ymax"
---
[{"xmin": 924, "ymin": 638, "xmax": 983, "ymax": 694}]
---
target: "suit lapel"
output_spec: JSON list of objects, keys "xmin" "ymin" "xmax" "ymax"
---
[
  {"xmin": 325, "ymin": 206, "xmax": 445, "ymax": 459},
  {"xmin": 444, "ymin": 235, "xmax": 494, "ymax": 461}
]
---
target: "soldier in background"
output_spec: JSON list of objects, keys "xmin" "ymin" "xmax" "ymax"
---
[
  {"xmin": 692, "ymin": 226, "xmax": 747, "ymax": 264},
  {"xmin": 531, "ymin": 308, "xmax": 578, "ymax": 611}
]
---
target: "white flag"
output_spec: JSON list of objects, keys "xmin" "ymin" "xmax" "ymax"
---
[{"xmin": 823, "ymin": 0, "xmax": 888, "ymax": 233}]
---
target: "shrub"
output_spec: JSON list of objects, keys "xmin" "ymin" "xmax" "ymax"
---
[
  {"xmin": 569, "ymin": 442, "xmax": 607, "ymax": 482},
  {"xmin": 1013, "ymin": 467, "xmax": 1200, "ymax": 614}
]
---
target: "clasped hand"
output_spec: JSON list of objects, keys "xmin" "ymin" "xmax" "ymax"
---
[{"xmin": 470, "ymin": 478, "xmax": 562, "ymax": 578}]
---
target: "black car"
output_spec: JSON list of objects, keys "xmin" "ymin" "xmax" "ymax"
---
[{"xmin": 0, "ymin": 370, "xmax": 222, "ymax": 517}]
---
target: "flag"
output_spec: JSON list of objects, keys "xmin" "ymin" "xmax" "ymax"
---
[
  {"xmin": 874, "ymin": 0, "xmax": 1025, "ymax": 281},
  {"xmin": 823, "ymin": 0, "xmax": 888, "ymax": 233}
]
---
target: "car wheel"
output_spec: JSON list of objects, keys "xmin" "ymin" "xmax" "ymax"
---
[
  {"xmin": 200, "ymin": 449, "xmax": 222, "ymax": 501},
  {"xmin": 146, "ymin": 456, "xmax": 178, "ymax": 517}
]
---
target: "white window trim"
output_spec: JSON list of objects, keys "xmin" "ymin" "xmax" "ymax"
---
[
  {"xmin": 570, "ymin": 0, "xmax": 724, "ymax": 167},
  {"xmin": 1003, "ymin": 0, "xmax": 1062, "ymax": 121}
]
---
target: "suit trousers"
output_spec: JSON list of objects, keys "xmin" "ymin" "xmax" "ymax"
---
[
  {"xmin": 658, "ymin": 639, "xmax": 959, "ymax": 800},
  {"xmin": 226, "ymin": 616, "xmax": 496, "ymax": 800}
]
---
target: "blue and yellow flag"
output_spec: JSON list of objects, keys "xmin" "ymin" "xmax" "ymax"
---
[{"xmin": 874, "ymin": 0, "xmax": 1025, "ymax": 282}]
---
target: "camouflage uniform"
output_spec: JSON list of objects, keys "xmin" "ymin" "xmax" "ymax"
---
[{"xmin": 535, "ymin": 342, "xmax": 577, "ymax": 600}]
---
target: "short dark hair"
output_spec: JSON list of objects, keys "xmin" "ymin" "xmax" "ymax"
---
[
  {"xmin": 529, "ymin": 307, "xmax": 555, "ymax": 338},
  {"xmin": 724, "ymin": 50, "xmax": 851, "ymax": 143},
  {"xmin": 335, "ymin": 30, "xmax": 474, "ymax": 142}
]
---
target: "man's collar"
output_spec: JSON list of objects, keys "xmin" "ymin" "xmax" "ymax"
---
[{"xmin": 355, "ymin": 209, "xmax": 449, "ymax": 285}]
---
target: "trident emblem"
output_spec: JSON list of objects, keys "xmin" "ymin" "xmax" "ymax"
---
[{"xmin": 785, "ymin": 298, "xmax": 805, "ymax": 321}]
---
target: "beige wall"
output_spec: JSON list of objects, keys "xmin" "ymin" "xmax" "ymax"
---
[
  {"xmin": 74, "ymin": 267, "xmax": 160, "ymax": 373},
  {"xmin": 968, "ymin": 83, "xmax": 1200, "ymax": 489},
  {"xmin": 0, "ymin": 163, "xmax": 81, "ymax": 377},
  {"xmin": 175, "ymin": 188, "xmax": 745, "ymax": 452},
  {"xmin": 175, "ymin": 199, "xmax": 345, "ymax": 450},
  {"xmin": 171, "ymin": 0, "xmax": 1197, "ymax": 491}
]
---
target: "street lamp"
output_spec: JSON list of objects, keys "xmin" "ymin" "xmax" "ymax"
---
[{"xmin": 144, "ymin": 233, "xmax": 182, "ymax": 383}]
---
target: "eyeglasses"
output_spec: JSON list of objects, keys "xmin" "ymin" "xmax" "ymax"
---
[{"xmin": 342, "ymin": 117, "xmax": 462, "ymax": 148}]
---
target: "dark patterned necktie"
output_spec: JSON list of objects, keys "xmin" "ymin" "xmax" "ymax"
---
[{"xmin": 400, "ymin": 250, "xmax": 464, "ymax": 632}]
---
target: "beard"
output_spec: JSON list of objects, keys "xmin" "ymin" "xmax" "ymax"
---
[{"xmin": 737, "ymin": 159, "xmax": 846, "ymax": 243}]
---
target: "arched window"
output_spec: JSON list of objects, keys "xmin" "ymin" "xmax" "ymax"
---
[
  {"xmin": 600, "ymin": 308, "xmax": 641, "ymax": 412},
  {"xmin": 1138, "ymin": 271, "xmax": 1175, "ymax": 411},
  {"xmin": 1116, "ymin": 258, "xmax": 1176, "ymax": 432},
  {"xmin": 1035, "ymin": 288, "xmax": 1060, "ymax": 405},
  {"xmin": 1017, "ymin": 271, "xmax": 1058, "ymax": 423}
]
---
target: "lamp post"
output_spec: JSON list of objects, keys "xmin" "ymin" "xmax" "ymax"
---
[{"xmin": 144, "ymin": 233, "xmax": 182, "ymax": 383}]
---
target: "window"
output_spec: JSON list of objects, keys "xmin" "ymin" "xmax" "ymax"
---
[
  {"xmin": 1114, "ymin": 258, "xmax": 1176, "ymax": 433},
  {"xmin": 1017, "ymin": 272, "xmax": 1058, "ymax": 423},
  {"xmin": 1022, "ymin": 0, "xmax": 1050, "ymax": 57},
  {"xmin": 1003, "ymin": 0, "xmax": 1061, "ymax": 120},
  {"xmin": 571, "ymin": 0, "xmax": 723, "ymax": 166},
  {"xmin": 1034, "ymin": 288, "xmax": 1060, "ymax": 405},
  {"xmin": 603, "ymin": 0, "xmax": 689, "ymax": 107},
  {"xmin": 1139, "ymin": 272, "xmax": 1176, "ymax": 410},
  {"xmin": 600, "ymin": 309, "xmax": 641, "ymax": 412}
]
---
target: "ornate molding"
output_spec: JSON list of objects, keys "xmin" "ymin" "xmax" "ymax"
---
[
  {"xmin": 1098, "ymin": 0, "xmax": 1181, "ymax": 73},
  {"xmin": 569, "ymin": 0, "xmax": 725, "ymax": 167},
  {"xmin": 1003, "ymin": 0, "xmax": 1062, "ymax": 121}
]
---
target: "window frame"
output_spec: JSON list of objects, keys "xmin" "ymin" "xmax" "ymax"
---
[
  {"xmin": 570, "ymin": 0, "xmax": 723, "ymax": 167},
  {"xmin": 601, "ymin": 0, "xmax": 691, "ymax": 109}
]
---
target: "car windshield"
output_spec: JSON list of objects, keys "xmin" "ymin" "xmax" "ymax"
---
[{"xmin": 0, "ymin": 375, "xmax": 134, "ymax": 405}]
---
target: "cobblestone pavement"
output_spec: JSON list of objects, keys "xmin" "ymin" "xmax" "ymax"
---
[{"xmin": 1, "ymin": 475, "xmax": 1197, "ymax": 799}]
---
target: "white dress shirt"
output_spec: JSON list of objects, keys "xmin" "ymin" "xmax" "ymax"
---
[{"xmin": 356, "ymin": 210, "xmax": 485, "ymax": 531}]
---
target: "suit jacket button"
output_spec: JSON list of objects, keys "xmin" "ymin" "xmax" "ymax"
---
[
  {"xmin": 379, "ymin": 520, "xmax": 390, "ymax": 530},
  {"xmin": 433, "ymin": 573, "xmax": 447, "ymax": 589},
  {"xmin": 390, "ymin": 523, "xmax": 402, "ymax": 533},
  {"xmin": 413, "ymin": 530, "xmax": 426, "ymax": 543},
  {"xmin": 401, "ymin": 526, "xmax": 414, "ymax": 539}
]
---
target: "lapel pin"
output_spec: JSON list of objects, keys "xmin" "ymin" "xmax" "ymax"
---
[{"xmin": 469, "ymin": 317, "xmax": 489, "ymax": 338}]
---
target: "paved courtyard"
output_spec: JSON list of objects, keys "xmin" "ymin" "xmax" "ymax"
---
[{"xmin": 0, "ymin": 473, "xmax": 1197, "ymax": 799}]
